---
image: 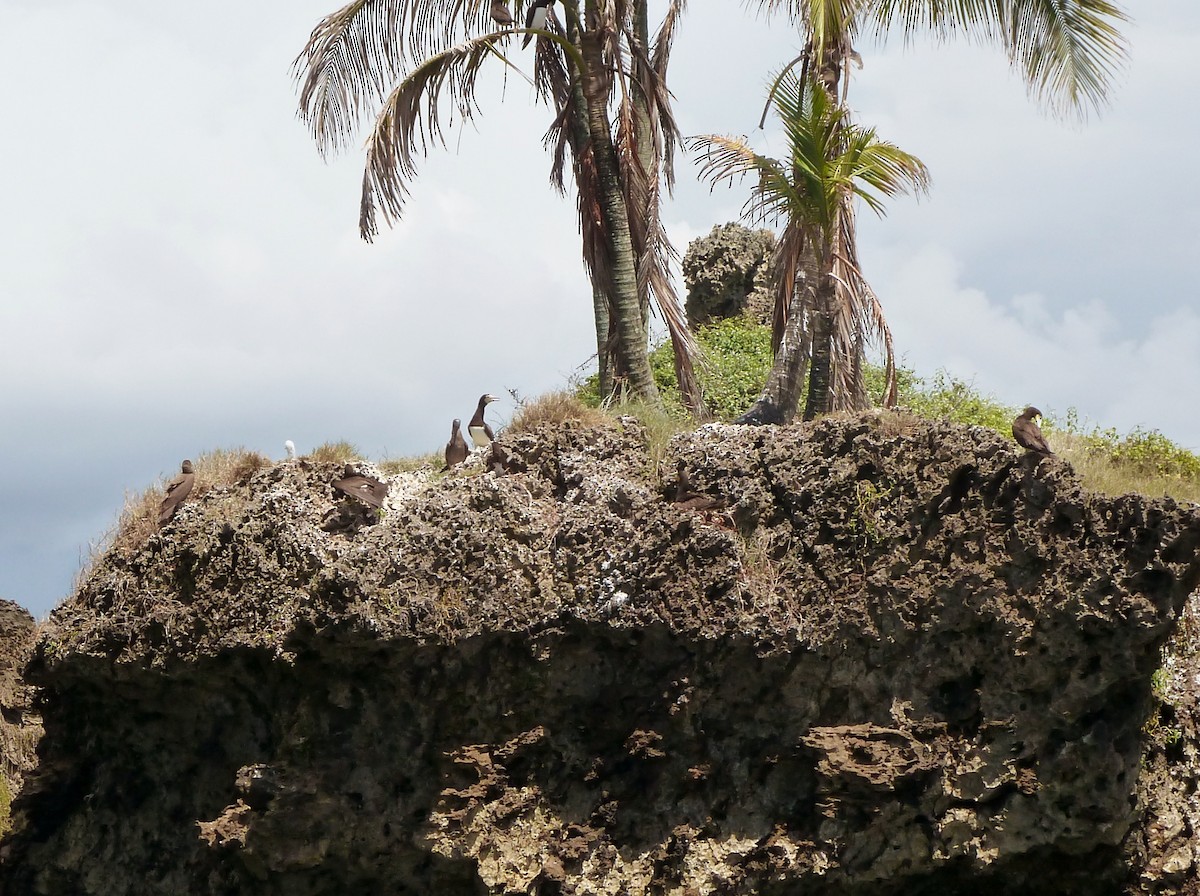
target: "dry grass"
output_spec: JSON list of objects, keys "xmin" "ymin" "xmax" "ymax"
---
[
  {"xmin": 305, "ymin": 441, "xmax": 362, "ymax": 464},
  {"xmin": 379, "ymin": 452, "xmax": 442, "ymax": 475},
  {"xmin": 860, "ymin": 408, "xmax": 927, "ymax": 439},
  {"xmin": 1055, "ymin": 433, "xmax": 1200, "ymax": 504},
  {"xmin": 75, "ymin": 447, "xmax": 274, "ymax": 590},
  {"xmin": 508, "ymin": 391, "xmax": 612, "ymax": 434}
]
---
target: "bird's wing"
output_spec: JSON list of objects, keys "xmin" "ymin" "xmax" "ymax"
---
[{"xmin": 165, "ymin": 473, "xmax": 195, "ymax": 498}]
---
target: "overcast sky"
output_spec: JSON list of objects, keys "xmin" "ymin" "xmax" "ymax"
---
[{"xmin": 2, "ymin": 1, "xmax": 1196, "ymax": 618}]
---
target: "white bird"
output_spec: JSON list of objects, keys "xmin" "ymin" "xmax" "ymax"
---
[{"xmin": 285, "ymin": 440, "xmax": 297, "ymax": 460}]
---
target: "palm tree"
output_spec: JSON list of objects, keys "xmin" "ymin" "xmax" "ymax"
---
[
  {"xmin": 293, "ymin": 1, "xmax": 704, "ymax": 414},
  {"xmin": 692, "ymin": 73, "xmax": 929, "ymax": 423},
  {"xmin": 754, "ymin": 0, "xmax": 1129, "ymax": 120},
  {"xmin": 726, "ymin": 0, "xmax": 1129, "ymax": 422}
]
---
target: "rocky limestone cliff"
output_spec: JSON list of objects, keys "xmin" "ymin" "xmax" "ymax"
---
[
  {"xmin": 683, "ymin": 223, "xmax": 777, "ymax": 329},
  {"xmin": 3, "ymin": 414, "xmax": 1200, "ymax": 895},
  {"xmin": 0, "ymin": 600, "xmax": 42, "ymax": 832}
]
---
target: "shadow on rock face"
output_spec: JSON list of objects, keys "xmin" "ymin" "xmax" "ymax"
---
[{"xmin": 3, "ymin": 413, "xmax": 1200, "ymax": 895}]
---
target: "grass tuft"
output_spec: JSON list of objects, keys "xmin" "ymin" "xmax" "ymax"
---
[
  {"xmin": 306, "ymin": 441, "xmax": 362, "ymax": 464},
  {"xmin": 379, "ymin": 452, "xmax": 442, "ymax": 475},
  {"xmin": 75, "ymin": 447, "xmax": 274, "ymax": 589},
  {"xmin": 508, "ymin": 391, "xmax": 612, "ymax": 433}
]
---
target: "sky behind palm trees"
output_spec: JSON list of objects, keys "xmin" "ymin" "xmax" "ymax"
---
[{"xmin": 2, "ymin": 1, "xmax": 1196, "ymax": 617}]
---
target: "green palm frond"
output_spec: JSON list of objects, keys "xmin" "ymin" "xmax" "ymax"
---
[
  {"xmin": 1006, "ymin": 0, "xmax": 1128, "ymax": 115},
  {"xmin": 699, "ymin": 74, "xmax": 928, "ymax": 233},
  {"xmin": 359, "ymin": 33, "xmax": 515, "ymax": 240},
  {"xmin": 867, "ymin": 0, "xmax": 1129, "ymax": 116}
]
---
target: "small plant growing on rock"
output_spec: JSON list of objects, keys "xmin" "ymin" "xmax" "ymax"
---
[
  {"xmin": 849, "ymin": 481, "xmax": 890, "ymax": 554},
  {"xmin": 307, "ymin": 441, "xmax": 362, "ymax": 464},
  {"xmin": 508, "ymin": 391, "xmax": 611, "ymax": 433}
]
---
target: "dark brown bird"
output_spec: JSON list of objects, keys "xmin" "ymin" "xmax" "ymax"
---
[
  {"xmin": 332, "ymin": 465, "xmax": 389, "ymax": 509},
  {"xmin": 443, "ymin": 418, "xmax": 469, "ymax": 470},
  {"xmin": 490, "ymin": 0, "xmax": 514, "ymax": 27},
  {"xmin": 670, "ymin": 460, "xmax": 725, "ymax": 511},
  {"xmin": 469, "ymin": 393, "xmax": 498, "ymax": 448},
  {"xmin": 158, "ymin": 459, "xmax": 195, "ymax": 526},
  {"xmin": 1013, "ymin": 406, "xmax": 1054, "ymax": 456}
]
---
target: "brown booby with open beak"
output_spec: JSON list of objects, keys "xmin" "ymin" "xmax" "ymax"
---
[
  {"xmin": 468, "ymin": 394, "xmax": 498, "ymax": 448},
  {"xmin": 443, "ymin": 418, "xmax": 469, "ymax": 470},
  {"xmin": 158, "ymin": 459, "xmax": 196, "ymax": 526},
  {"xmin": 1012, "ymin": 406, "xmax": 1054, "ymax": 456},
  {"xmin": 332, "ymin": 465, "xmax": 389, "ymax": 508}
]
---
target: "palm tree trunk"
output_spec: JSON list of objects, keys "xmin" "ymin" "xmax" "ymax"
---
[
  {"xmin": 735, "ymin": 285, "xmax": 811, "ymax": 425},
  {"xmin": 591, "ymin": 281, "xmax": 613, "ymax": 400},
  {"xmin": 579, "ymin": 23, "xmax": 660, "ymax": 406},
  {"xmin": 803, "ymin": 277, "xmax": 836, "ymax": 421}
]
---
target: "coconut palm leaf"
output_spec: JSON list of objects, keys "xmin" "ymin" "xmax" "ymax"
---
[
  {"xmin": 690, "ymin": 70, "xmax": 925, "ymax": 421},
  {"xmin": 295, "ymin": 0, "xmax": 508, "ymax": 155},
  {"xmin": 359, "ymin": 33, "xmax": 517, "ymax": 240},
  {"xmin": 865, "ymin": 0, "xmax": 1128, "ymax": 116}
]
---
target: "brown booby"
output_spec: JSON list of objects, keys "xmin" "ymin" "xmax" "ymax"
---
[
  {"xmin": 468, "ymin": 394, "xmax": 498, "ymax": 448},
  {"xmin": 522, "ymin": 0, "xmax": 554, "ymax": 48},
  {"xmin": 443, "ymin": 418, "xmax": 469, "ymax": 470},
  {"xmin": 1012, "ymin": 406, "xmax": 1054, "ymax": 456},
  {"xmin": 332, "ymin": 465, "xmax": 389, "ymax": 508},
  {"xmin": 158, "ymin": 459, "xmax": 195, "ymax": 526},
  {"xmin": 670, "ymin": 460, "xmax": 725, "ymax": 512},
  {"xmin": 490, "ymin": 0, "xmax": 514, "ymax": 27}
]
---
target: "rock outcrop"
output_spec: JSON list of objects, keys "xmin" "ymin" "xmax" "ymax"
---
[
  {"xmin": 3, "ymin": 414, "xmax": 1200, "ymax": 895},
  {"xmin": 683, "ymin": 223, "xmax": 778, "ymax": 329},
  {"xmin": 0, "ymin": 600, "xmax": 42, "ymax": 835}
]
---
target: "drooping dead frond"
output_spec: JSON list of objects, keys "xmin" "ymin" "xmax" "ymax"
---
[
  {"xmin": 359, "ymin": 32, "xmax": 516, "ymax": 240},
  {"xmin": 295, "ymin": 0, "xmax": 502, "ymax": 156},
  {"xmin": 616, "ymin": 8, "xmax": 702, "ymax": 415},
  {"xmin": 688, "ymin": 135, "xmax": 803, "ymax": 228},
  {"xmin": 826, "ymin": 196, "xmax": 896, "ymax": 410}
]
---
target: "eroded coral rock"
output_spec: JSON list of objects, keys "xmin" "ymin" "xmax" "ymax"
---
[{"xmin": 3, "ymin": 414, "xmax": 1199, "ymax": 895}]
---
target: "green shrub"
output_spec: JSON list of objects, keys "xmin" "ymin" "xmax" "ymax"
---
[
  {"xmin": 0, "ymin": 775, "xmax": 10, "ymax": 837},
  {"xmin": 580, "ymin": 317, "xmax": 775, "ymax": 422},
  {"xmin": 897, "ymin": 370, "xmax": 1016, "ymax": 433},
  {"xmin": 1050, "ymin": 409, "xmax": 1200, "ymax": 481}
]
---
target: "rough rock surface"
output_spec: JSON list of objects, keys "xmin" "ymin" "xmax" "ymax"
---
[
  {"xmin": 3, "ymin": 414, "xmax": 1200, "ymax": 895},
  {"xmin": 0, "ymin": 600, "xmax": 42, "ymax": 821},
  {"xmin": 683, "ymin": 223, "xmax": 778, "ymax": 328},
  {"xmin": 1127, "ymin": 591, "xmax": 1200, "ymax": 896}
]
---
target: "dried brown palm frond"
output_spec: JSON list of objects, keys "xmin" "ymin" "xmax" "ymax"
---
[
  {"xmin": 827, "ymin": 196, "xmax": 897, "ymax": 409},
  {"xmin": 647, "ymin": 0, "xmax": 686, "ymax": 188},
  {"xmin": 295, "ymin": 0, "xmax": 509, "ymax": 154},
  {"xmin": 358, "ymin": 32, "xmax": 522, "ymax": 240},
  {"xmin": 616, "ymin": 4, "xmax": 703, "ymax": 415}
]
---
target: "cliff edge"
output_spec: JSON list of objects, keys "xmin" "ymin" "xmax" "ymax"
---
[{"xmin": 3, "ymin": 413, "xmax": 1199, "ymax": 895}]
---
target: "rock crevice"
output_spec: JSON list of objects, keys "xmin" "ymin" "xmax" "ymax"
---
[{"xmin": 2, "ymin": 413, "xmax": 1199, "ymax": 895}]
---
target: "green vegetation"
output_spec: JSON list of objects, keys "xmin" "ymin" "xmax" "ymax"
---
[
  {"xmin": 0, "ymin": 775, "xmax": 10, "ymax": 837},
  {"xmin": 580, "ymin": 317, "xmax": 773, "ymax": 423},
  {"xmin": 306, "ymin": 441, "xmax": 362, "ymax": 464},
  {"xmin": 584, "ymin": 318, "xmax": 1200, "ymax": 503},
  {"xmin": 895, "ymin": 370, "xmax": 1017, "ymax": 433}
]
